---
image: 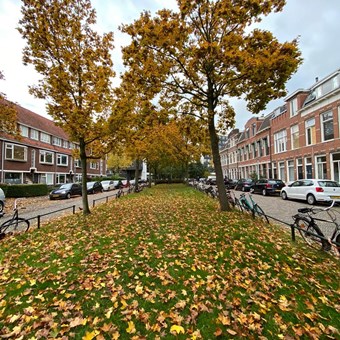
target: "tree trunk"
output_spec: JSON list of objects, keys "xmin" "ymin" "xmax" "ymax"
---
[
  {"xmin": 79, "ymin": 138, "xmax": 91, "ymax": 215},
  {"xmin": 208, "ymin": 117, "xmax": 230, "ymax": 211},
  {"xmin": 134, "ymin": 158, "xmax": 140, "ymax": 192}
]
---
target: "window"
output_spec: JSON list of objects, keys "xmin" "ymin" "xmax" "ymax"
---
[
  {"xmin": 288, "ymin": 160, "xmax": 295, "ymax": 182},
  {"xmin": 40, "ymin": 173, "xmax": 54, "ymax": 185},
  {"xmin": 316, "ymin": 156, "xmax": 327, "ymax": 179},
  {"xmin": 305, "ymin": 157, "xmax": 313, "ymax": 179},
  {"xmin": 5, "ymin": 143, "xmax": 27, "ymax": 161},
  {"xmin": 30, "ymin": 129, "xmax": 39, "ymax": 140},
  {"xmin": 305, "ymin": 118, "xmax": 316, "ymax": 145},
  {"xmin": 90, "ymin": 162, "xmax": 97, "ymax": 169},
  {"xmin": 53, "ymin": 137, "xmax": 62, "ymax": 146},
  {"xmin": 321, "ymin": 111, "xmax": 334, "ymax": 141},
  {"xmin": 56, "ymin": 174, "xmax": 67, "ymax": 184},
  {"xmin": 297, "ymin": 158, "xmax": 303, "ymax": 179},
  {"xmin": 57, "ymin": 154, "xmax": 68, "ymax": 166},
  {"xmin": 332, "ymin": 153, "xmax": 340, "ymax": 183},
  {"xmin": 274, "ymin": 130, "xmax": 287, "ymax": 153},
  {"xmin": 4, "ymin": 172, "xmax": 22, "ymax": 184},
  {"xmin": 75, "ymin": 159, "xmax": 82, "ymax": 168},
  {"xmin": 291, "ymin": 124, "xmax": 299, "ymax": 149},
  {"xmin": 63, "ymin": 140, "xmax": 69, "ymax": 149},
  {"xmin": 290, "ymin": 98, "xmax": 298, "ymax": 117},
  {"xmin": 20, "ymin": 125, "xmax": 29, "ymax": 137},
  {"xmin": 279, "ymin": 161, "xmax": 285, "ymax": 181},
  {"xmin": 40, "ymin": 132, "xmax": 51, "ymax": 144},
  {"xmin": 40, "ymin": 150, "xmax": 54, "ymax": 164},
  {"xmin": 252, "ymin": 123, "xmax": 256, "ymax": 136}
]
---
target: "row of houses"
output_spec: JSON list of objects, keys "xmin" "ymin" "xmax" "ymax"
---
[
  {"xmin": 220, "ymin": 67, "xmax": 340, "ymax": 184},
  {"xmin": 0, "ymin": 103, "xmax": 107, "ymax": 185}
]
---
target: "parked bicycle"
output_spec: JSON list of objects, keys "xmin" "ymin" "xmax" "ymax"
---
[
  {"xmin": 205, "ymin": 186, "xmax": 218, "ymax": 199},
  {"xmin": 0, "ymin": 199, "xmax": 30, "ymax": 240},
  {"xmin": 292, "ymin": 200, "xmax": 340, "ymax": 255},
  {"xmin": 239, "ymin": 193, "xmax": 269, "ymax": 223},
  {"xmin": 226, "ymin": 190, "xmax": 243, "ymax": 211}
]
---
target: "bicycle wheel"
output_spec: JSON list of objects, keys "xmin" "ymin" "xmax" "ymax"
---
[
  {"xmin": 254, "ymin": 204, "xmax": 269, "ymax": 223},
  {"xmin": 234, "ymin": 197, "xmax": 243, "ymax": 212},
  {"xmin": 1, "ymin": 218, "xmax": 30, "ymax": 234},
  {"xmin": 295, "ymin": 217, "xmax": 324, "ymax": 250}
]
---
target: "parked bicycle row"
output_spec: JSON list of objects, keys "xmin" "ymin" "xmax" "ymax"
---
[{"xmin": 190, "ymin": 181, "xmax": 340, "ymax": 257}]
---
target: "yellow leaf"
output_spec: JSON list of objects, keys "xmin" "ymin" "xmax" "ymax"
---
[
  {"xmin": 126, "ymin": 321, "xmax": 136, "ymax": 334},
  {"xmin": 82, "ymin": 330, "xmax": 100, "ymax": 340},
  {"xmin": 170, "ymin": 325, "xmax": 185, "ymax": 334},
  {"xmin": 135, "ymin": 285, "xmax": 143, "ymax": 294}
]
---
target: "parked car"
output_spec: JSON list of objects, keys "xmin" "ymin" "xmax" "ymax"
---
[
  {"xmin": 86, "ymin": 181, "xmax": 103, "ymax": 194},
  {"xmin": 101, "ymin": 180, "xmax": 115, "ymax": 191},
  {"xmin": 49, "ymin": 183, "xmax": 82, "ymax": 200},
  {"xmin": 251, "ymin": 179, "xmax": 285, "ymax": 196},
  {"xmin": 235, "ymin": 179, "xmax": 254, "ymax": 192},
  {"xmin": 0, "ymin": 188, "xmax": 5, "ymax": 215},
  {"xmin": 280, "ymin": 179, "xmax": 340, "ymax": 205},
  {"xmin": 225, "ymin": 179, "xmax": 238, "ymax": 189}
]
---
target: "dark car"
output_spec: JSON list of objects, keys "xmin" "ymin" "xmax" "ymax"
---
[
  {"xmin": 49, "ymin": 183, "xmax": 82, "ymax": 200},
  {"xmin": 225, "ymin": 179, "xmax": 238, "ymax": 189},
  {"xmin": 86, "ymin": 181, "xmax": 103, "ymax": 194},
  {"xmin": 251, "ymin": 179, "xmax": 285, "ymax": 196},
  {"xmin": 235, "ymin": 178, "xmax": 254, "ymax": 192}
]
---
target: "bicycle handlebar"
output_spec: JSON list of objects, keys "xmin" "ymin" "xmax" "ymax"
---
[{"xmin": 297, "ymin": 200, "xmax": 336, "ymax": 215}]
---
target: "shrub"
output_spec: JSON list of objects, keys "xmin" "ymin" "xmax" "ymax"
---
[{"xmin": 0, "ymin": 184, "xmax": 48, "ymax": 197}]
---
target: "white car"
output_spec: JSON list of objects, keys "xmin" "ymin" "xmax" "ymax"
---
[
  {"xmin": 280, "ymin": 179, "xmax": 340, "ymax": 205},
  {"xmin": 101, "ymin": 180, "xmax": 116, "ymax": 191}
]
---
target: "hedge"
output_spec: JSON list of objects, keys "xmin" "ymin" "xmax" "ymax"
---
[{"xmin": 0, "ymin": 184, "xmax": 49, "ymax": 198}]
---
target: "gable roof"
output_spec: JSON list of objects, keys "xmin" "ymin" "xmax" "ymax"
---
[{"xmin": 14, "ymin": 101, "xmax": 69, "ymax": 140}]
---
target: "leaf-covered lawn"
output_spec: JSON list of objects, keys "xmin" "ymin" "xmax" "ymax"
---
[{"xmin": 0, "ymin": 184, "xmax": 339, "ymax": 339}]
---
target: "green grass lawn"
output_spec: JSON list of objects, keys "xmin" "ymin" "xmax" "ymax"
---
[{"xmin": 0, "ymin": 184, "xmax": 339, "ymax": 339}]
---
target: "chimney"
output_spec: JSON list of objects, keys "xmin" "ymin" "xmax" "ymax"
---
[{"xmin": 315, "ymin": 77, "xmax": 319, "ymax": 82}]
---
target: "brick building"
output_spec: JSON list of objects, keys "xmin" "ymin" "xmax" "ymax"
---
[
  {"xmin": 220, "ymin": 68, "xmax": 340, "ymax": 183},
  {"xmin": 0, "ymin": 101, "xmax": 107, "ymax": 185}
]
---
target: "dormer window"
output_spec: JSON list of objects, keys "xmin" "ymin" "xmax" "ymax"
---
[{"xmin": 290, "ymin": 98, "xmax": 298, "ymax": 117}]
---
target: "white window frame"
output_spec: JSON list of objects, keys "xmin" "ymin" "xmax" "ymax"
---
[
  {"xmin": 291, "ymin": 124, "xmax": 299, "ymax": 150},
  {"xmin": 30, "ymin": 129, "xmax": 39, "ymax": 140},
  {"xmin": 40, "ymin": 173, "xmax": 54, "ymax": 185},
  {"xmin": 274, "ymin": 129, "xmax": 287, "ymax": 154},
  {"xmin": 290, "ymin": 98, "xmax": 298, "ymax": 117},
  {"xmin": 57, "ymin": 154, "xmax": 68, "ymax": 166},
  {"xmin": 305, "ymin": 118, "xmax": 316, "ymax": 146},
  {"xmin": 20, "ymin": 125, "xmax": 29, "ymax": 137},
  {"xmin": 5, "ymin": 143, "xmax": 27, "ymax": 161},
  {"xmin": 40, "ymin": 150, "xmax": 54, "ymax": 164},
  {"xmin": 316, "ymin": 155, "xmax": 327, "ymax": 179},
  {"xmin": 321, "ymin": 111, "xmax": 334, "ymax": 142},
  {"xmin": 53, "ymin": 136, "xmax": 62, "ymax": 146},
  {"xmin": 90, "ymin": 162, "xmax": 97, "ymax": 169},
  {"xmin": 287, "ymin": 160, "xmax": 295, "ymax": 182},
  {"xmin": 56, "ymin": 174, "xmax": 67, "ymax": 184},
  {"xmin": 40, "ymin": 132, "xmax": 51, "ymax": 144}
]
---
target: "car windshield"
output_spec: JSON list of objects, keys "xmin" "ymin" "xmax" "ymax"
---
[{"xmin": 59, "ymin": 184, "xmax": 72, "ymax": 190}]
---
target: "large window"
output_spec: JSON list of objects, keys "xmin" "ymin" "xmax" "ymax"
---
[
  {"xmin": 274, "ymin": 130, "xmax": 287, "ymax": 154},
  {"xmin": 321, "ymin": 111, "xmax": 334, "ymax": 141},
  {"xmin": 291, "ymin": 124, "xmax": 299, "ymax": 149},
  {"xmin": 279, "ymin": 161, "xmax": 285, "ymax": 181},
  {"xmin": 57, "ymin": 154, "xmax": 68, "ymax": 166},
  {"xmin": 56, "ymin": 174, "xmax": 67, "ymax": 184},
  {"xmin": 53, "ymin": 137, "xmax": 62, "ymax": 146},
  {"xmin": 40, "ymin": 150, "xmax": 54, "ymax": 164},
  {"xmin": 4, "ymin": 172, "xmax": 22, "ymax": 184},
  {"xmin": 305, "ymin": 118, "xmax": 316, "ymax": 145},
  {"xmin": 316, "ymin": 155, "xmax": 327, "ymax": 179},
  {"xmin": 5, "ymin": 143, "xmax": 27, "ymax": 161}
]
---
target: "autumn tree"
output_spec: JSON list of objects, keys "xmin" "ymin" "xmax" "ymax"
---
[
  {"xmin": 18, "ymin": 0, "xmax": 115, "ymax": 214},
  {"xmin": 0, "ymin": 71, "xmax": 19, "ymax": 136},
  {"xmin": 120, "ymin": 0, "xmax": 302, "ymax": 211}
]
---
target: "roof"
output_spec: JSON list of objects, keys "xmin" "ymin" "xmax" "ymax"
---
[{"xmin": 14, "ymin": 101, "xmax": 69, "ymax": 140}]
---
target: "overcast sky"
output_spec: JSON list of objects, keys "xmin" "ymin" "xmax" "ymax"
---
[{"xmin": 0, "ymin": 0, "xmax": 339, "ymax": 130}]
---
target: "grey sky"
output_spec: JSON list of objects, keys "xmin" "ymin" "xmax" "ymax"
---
[{"xmin": 0, "ymin": 0, "xmax": 339, "ymax": 130}]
